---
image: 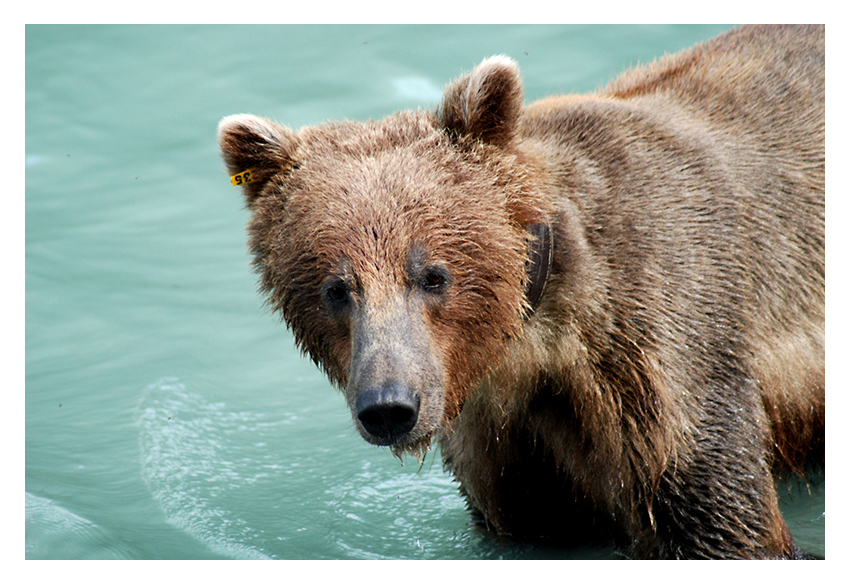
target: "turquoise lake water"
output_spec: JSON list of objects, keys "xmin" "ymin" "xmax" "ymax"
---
[{"xmin": 25, "ymin": 24, "xmax": 825, "ymax": 560}]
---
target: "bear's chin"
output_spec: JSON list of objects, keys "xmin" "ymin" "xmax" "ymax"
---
[
  {"xmin": 356, "ymin": 425, "xmax": 436, "ymax": 459},
  {"xmin": 388, "ymin": 435, "xmax": 434, "ymax": 464}
]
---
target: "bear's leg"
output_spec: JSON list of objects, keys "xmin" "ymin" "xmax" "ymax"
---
[
  {"xmin": 640, "ymin": 454, "xmax": 793, "ymax": 558},
  {"xmin": 632, "ymin": 387, "xmax": 796, "ymax": 559}
]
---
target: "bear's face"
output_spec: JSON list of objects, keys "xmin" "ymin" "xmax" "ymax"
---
[{"xmin": 220, "ymin": 57, "xmax": 551, "ymax": 456}]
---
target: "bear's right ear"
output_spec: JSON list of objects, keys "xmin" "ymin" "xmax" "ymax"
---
[
  {"xmin": 438, "ymin": 56, "xmax": 523, "ymax": 148},
  {"xmin": 217, "ymin": 114, "xmax": 299, "ymax": 207}
]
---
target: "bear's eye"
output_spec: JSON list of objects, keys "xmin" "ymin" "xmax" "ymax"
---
[
  {"xmin": 323, "ymin": 279, "xmax": 350, "ymax": 305},
  {"xmin": 420, "ymin": 267, "xmax": 449, "ymax": 294}
]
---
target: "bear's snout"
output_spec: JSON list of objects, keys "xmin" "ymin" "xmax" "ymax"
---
[
  {"xmin": 345, "ymin": 294, "xmax": 445, "ymax": 448},
  {"xmin": 355, "ymin": 385, "xmax": 420, "ymax": 441}
]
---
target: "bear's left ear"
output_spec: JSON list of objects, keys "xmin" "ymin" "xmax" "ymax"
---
[
  {"xmin": 218, "ymin": 114, "xmax": 299, "ymax": 207},
  {"xmin": 438, "ymin": 56, "xmax": 523, "ymax": 148}
]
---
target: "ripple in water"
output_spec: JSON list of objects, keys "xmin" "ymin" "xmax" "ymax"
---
[
  {"xmin": 137, "ymin": 377, "xmax": 283, "ymax": 559},
  {"xmin": 25, "ymin": 492, "xmax": 134, "ymax": 559}
]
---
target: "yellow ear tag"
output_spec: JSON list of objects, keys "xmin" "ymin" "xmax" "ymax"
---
[{"xmin": 230, "ymin": 168, "xmax": 257, "ymax": 186}]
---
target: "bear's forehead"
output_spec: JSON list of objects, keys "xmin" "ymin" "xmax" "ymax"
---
[
  {"xmin": 287, "ymin": 119, "xmax": 504, "ymax": 222},
  {"xmin": 277, "ymin": 160, "xmax": 516, "ymax": 282},
  {"xmin": 272, "ymin": 113, "xmax": 524, "ymax": 277},
  {"xmin": 287, "ymin": 164, "xmax": 503, "ymax": 246},
  {"xmin": 286, "ymin": 148, "xmax": 506, "ymax": 233}
]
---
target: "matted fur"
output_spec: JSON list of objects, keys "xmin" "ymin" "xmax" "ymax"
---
[{"xmin": 219, "ymin": 25, "xmax": 824, "ymax": 559}]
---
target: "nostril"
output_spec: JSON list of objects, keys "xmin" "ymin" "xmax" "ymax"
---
[
  {"xmin": 387, "ymin": 404, "xmax": 417, "ymax": 428},
  {"xmin": 355, "ymin": 386, "xmax": 420, "ymax": 440}
]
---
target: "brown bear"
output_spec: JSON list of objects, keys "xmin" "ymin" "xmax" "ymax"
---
[{"xmin": 218, "ymin": 24, "xmax": 824, "ymax": 559}]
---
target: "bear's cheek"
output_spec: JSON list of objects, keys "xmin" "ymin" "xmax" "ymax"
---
[
  {"xmin": 318, "ymin": 324, "xmax": 355, "ymax": 388},
  {"xmin": 423, "ymin": 282, "xmax": 525, "ymax": 412}
]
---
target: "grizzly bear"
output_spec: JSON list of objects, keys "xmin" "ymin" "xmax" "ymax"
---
[{"xmin": 218, "ymin": 24, "xmax": 824, "ymax": 559}]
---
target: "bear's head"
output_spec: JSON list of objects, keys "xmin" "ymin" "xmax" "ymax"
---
[{"xmin": 219, "ymin": 57, "xmax": 552, "ymax": 458}]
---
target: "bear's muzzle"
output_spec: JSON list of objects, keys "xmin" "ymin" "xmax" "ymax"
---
[{"xmin": 346, "ymin": 292, "xmax": 444, "ymax": 447}]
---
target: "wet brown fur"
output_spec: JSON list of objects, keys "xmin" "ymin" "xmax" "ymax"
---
[{"xmin": 218, "ymin": 25, "xmax": 824, "ymax": 558}]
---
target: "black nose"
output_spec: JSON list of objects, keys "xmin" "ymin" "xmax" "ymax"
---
[{"xmin": 355, "ymin": 385, "xmax": 420, "ymax": 441}]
